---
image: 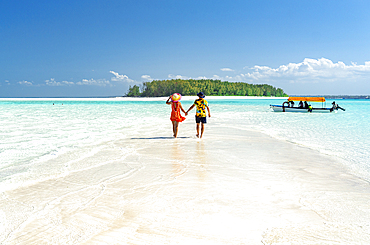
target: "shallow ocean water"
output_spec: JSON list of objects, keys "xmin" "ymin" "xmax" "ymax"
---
[
  {"xmin": 1, "ymin": 97, "xmax": 370, "ymax": 244},
  {"xmin": 218, "ymin": 98, "xmax": 370, "ymax": 181},
  {"xmin": 0, "ymin": 97, "xmax": 369, "ymax": 190}
]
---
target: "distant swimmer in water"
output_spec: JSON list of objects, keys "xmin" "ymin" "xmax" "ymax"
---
[
  {"xmin": 166, "ymin": 93, "xmax": 186, "ymax": 138},
  {"xmin": 185, "ymin": 92, "xmax": 211, "ymax": 139}
]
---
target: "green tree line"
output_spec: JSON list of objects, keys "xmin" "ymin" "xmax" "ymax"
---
[{"xmin": 126, "ymin": 79, "xmax": 288, "ymax": 97}]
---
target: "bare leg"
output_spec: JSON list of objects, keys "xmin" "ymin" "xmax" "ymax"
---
[
  {"xmin": 173, "ymin": 121, "xmax": 179, "ymax": 138},
  {"xmin": 172, "ymin": 121, "xmax": 176, "ymax": 137},
  {"xmin": 200, "ymin": 123, "xmax": 205, "ymax": 138},
  {"xmin": 196, "ymin": 123, "xmax": 200, "ymax": 138}
]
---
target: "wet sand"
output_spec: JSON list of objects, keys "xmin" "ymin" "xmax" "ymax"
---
[{"xmin": 1, "ymin": 124, "xmax": 370, "ymax": 244}]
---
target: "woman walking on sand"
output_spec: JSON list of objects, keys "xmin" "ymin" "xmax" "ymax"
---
[{"xmin": 166, "ymin": 93, "xmax": 186, "ymax": 138}]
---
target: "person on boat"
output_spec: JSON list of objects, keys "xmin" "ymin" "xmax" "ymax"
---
[
  {"xmin": 331, "ymin": 101, "xmax": 346, "ymax": 111},
  {"xmin": 185, "ymin": 92, "xmax": 211, "ymax": 138},
  {"xmin": 289, "ymin": 101, "xmax": 295, "ymax": 107},
  {"xmin": 308, "ymin": 105, "xmax": 313, "ymax": 112},
  {"xmin": 166, "ymin": 93, "xmax": 186, "ymax": 138},
  {"xmin": 332, "ymin": 101, "xmax": 338, "ymax": 110},
  {"xmin": 304, "ymin": 101, "xmax": 309, "ymax": 109},
  {"xmin": 298, "ymin": 101, "xmax": 304, "ymax": 108}
]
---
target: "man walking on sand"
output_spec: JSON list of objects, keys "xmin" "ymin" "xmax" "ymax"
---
[{"xmin": 185, "ymin": 92, "xmax": 211, "ymax": 138}]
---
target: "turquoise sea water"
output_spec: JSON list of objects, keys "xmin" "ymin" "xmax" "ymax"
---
[
  {"xmin": 212, "ymin": 98, "xmax": 370, "ymax": 181},
  {"xmin": 0, "ymin": 98, "xmax": 369, "ymax": 192}
]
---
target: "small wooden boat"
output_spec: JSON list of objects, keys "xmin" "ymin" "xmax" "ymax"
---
[{"xmin": 270, "ymin": 97, "xmax": 345, "ymax": 113}]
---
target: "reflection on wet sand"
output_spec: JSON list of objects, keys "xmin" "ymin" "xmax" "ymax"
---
[
  {"xmin": 171, "ymin": 141, "xmax": 186, "ymax": 178},
  {"xmin": 170, "ymin": 140, "xmax": 209, "ymax": 182},
  {"xmin": 196, "ymin": 141, "xmax": 208, "ymax": 181}
]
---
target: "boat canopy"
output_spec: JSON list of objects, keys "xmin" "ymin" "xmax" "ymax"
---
[{"xmin": 288, "ymin": 97, "xmax": 326, "ymax": 102}]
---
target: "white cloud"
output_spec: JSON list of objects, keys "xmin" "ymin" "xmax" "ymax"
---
[
  {"xmin": 221, "ymin": 68, "xmax": 234, "ymax": 72},
  {"xmin": 195, "ymin": 76, "xmax": 208, "ymax": 80},
  {"xmin": 45, "ymin": 79, "xmax": 75, "ymax": 86},
  {"xmin": 240, "ymin": 58, "xmax": 370, "ymax": 83},
  {"xmin": 168, "ymin": 74, "xmax": 221, "ymax": 81},
  {"xmin": 168, "ymin": 74, "xmax": 189, "ymax": 80},
  {"xmin": 62, "ymin": 80, "xmax": 74, "ymax": 85},
  {"xmin": 45, "ymin": 78, "xmax": 60, "ymax": 86},
  {"xmin": 110, "ymin": 71, "xmax": 134, "ymax": 82},
  {"xmin": 18, "ymin": 80, "xmax": 33, "ymax": 85},
  {"xmin": 76, "ymin": 79, "xmax": 111, "ymax": 86},
  {"xmin": 141, "ymin": 75, "xmax": 152, "ymax": 80}
]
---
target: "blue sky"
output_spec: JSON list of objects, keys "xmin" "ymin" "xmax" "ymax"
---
[{"xmin": 1, "ymin": 0, "xmax": 370, "ymax": 97}]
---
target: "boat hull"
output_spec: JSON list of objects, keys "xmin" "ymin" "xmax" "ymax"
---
[{"xmin": 270, "ymin": 105, "xmax": 333, "ymax": 113}]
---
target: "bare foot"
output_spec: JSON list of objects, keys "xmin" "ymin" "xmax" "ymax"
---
[{"xmin": 196, "ymin": 134, "xmax": 199, "ymax": 138}]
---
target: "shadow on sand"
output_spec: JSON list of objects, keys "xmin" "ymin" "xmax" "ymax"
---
[{"xmin": 131, "ymin": 136, "xmax": 191, "ymax": 140}]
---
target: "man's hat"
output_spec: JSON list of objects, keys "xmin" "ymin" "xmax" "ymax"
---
[{"xmin": 197, "ymin": 92, "xmax": 205, "ymax": 98}]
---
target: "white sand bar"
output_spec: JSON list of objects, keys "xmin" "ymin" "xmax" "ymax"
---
[{"xmin": 2, "ymin": 125, "xmax": 370, "ymax": 244}]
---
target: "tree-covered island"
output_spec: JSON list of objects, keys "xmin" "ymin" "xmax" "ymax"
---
[{"xmin": 126, "ymin": 79, "xmax": 288, "ymax": 97}]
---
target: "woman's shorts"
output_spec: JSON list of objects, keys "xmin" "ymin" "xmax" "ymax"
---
[{"xmin": 195, "ymin": 116, "xmax": 207, "ymax": 124}]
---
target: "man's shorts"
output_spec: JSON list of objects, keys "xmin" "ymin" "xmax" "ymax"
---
[{"xmin": 195, "ymin": 116, "xmax": 207, "ymax": 124}]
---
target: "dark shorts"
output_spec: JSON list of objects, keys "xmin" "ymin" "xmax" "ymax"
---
[{"xmin": 195, "ymin": 116, "xmax": 207, "ymax": 124}]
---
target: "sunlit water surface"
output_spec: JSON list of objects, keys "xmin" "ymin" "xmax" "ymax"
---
[{"xmin": 0, "ymin": 98, "xmax": 369, "ymax": 191}]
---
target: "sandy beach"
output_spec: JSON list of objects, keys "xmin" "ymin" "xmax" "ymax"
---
[
  {"xmin": 3, "ymin": 0, "xmax": 370, "ymax": 243},
  {"xmin": 2, "ymin": 119, "xmax": 370, "ymax": 244}
]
